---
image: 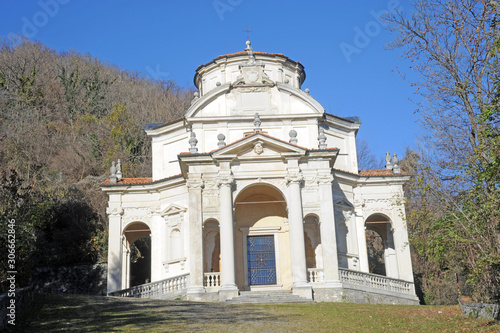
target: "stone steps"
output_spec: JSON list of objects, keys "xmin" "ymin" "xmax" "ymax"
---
[{"xmin": 226, "ymin": 290, "xmax": 312, "ymax": 304}]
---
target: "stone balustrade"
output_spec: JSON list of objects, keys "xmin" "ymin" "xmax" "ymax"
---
[
  {"xmin": 108, "ymin": 273, "xmax": 189, "ymax": 299},
  {"xmin": 204, "ymin": 272, "xmax": 221, "ymax": 288},
  {"xmin": 339, "ymin": 268, "xmax": 413, "ymax": 295},
  {"xmin": 307, "ymin": 268, "xmax": 324, "ymax": 284}
]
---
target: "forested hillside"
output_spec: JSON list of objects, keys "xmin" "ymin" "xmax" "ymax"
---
[{"xmin": 0, "ymin": 36, "xmax": 193, "ymax": 291}]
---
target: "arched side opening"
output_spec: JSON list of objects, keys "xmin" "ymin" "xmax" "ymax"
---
[
  {"xmin": 123, "ymin": 222, "xmax": 151, "ymax": 288},
  {"xmin": 203, "ymin": 219, "xmax": 220, "ymax": 273},
  {"xmin": 365, "ymin": 213, "xmax": 399, "ymax": 278},
  {"xmin": 304, "ymin": 214, "xmax": 322, "ymax": 283},
  {"xmin": 365, "ymin": 229, "xmax": 386, "ymax": 276},
  {"xmin": 234, "ymin": 184, "xmax": 288, "ymax": 290}
]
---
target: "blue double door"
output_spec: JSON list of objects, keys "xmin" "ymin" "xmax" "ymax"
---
[{"xmin": 247, "ymin": 235, "xmax": 277, "ymax": 285}]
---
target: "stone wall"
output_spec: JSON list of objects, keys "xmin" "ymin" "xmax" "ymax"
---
[
  {"xmin": 459, "ymin": 301, "xmax": 500, "ymax": 321},
  {"xmin": 312, "ymin": 286, "xmax": 420, "ymax": 305},
  {"xmin": 31, "ymin": 263, "xmax": 107, "ymax": 295}
]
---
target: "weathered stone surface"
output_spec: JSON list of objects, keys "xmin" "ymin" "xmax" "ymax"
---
[
  {"xmin": 313, "ymin": 287, "xmax": 419, "ymax": 305},
  {"xmin": 459, "ymin": 301, "xmax": 500, "ymax": 321}
]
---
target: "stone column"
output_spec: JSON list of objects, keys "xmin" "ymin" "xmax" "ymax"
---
[
  {"xmin": 120, "ymin": 236, "xmax": 128, "ymax": 290},
  {"xmin": 317, "ymin": 172, "xmax": 342, "ymax": 288},
  {"xmin": 124, "ymin": 244, "xmax": 130, "ymax": 289},
  {"xmin": 286, "ymin": 168, "xmax": 312, "ymax": 299},
  {"xmin": 385, "ymin": 226, "xmax": 399, "ymax": 279},
  {"xmin": 218, "ymin": 171, "xmax": 239, "ymax": 301},
  {"xmin": 106, "ymin": 207, "xmax": 123, "ymax": 294},
  {"xmin": 356, "ymin": 210, "xmax": 370, "ymax": 273},
  {"xmin": 186, "ymin": 176, "xmax": 205, "ymax": 299}
]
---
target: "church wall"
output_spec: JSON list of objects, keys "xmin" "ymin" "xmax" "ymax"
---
[
  {"xmin": 187, "ymin": 117, "xmax": 322, "ymax": 157},
  {"xmin": 324, "ymin": 126, "xmax": 358, "ymax": 173},
  {"xmin": 158, "ymin": 187, "xmax": 190, "ymax": 281},
  {"xmin": 151, "ymin": 125, "xmax": 188, "ymax": 181}
]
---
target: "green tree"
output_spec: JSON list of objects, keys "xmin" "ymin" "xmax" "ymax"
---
[{"xmin": 0, "ymin": 169, "xmax": 54, "ymax": 292}]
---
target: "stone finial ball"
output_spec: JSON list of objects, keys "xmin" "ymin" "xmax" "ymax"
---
[
  {"xmin": 305, "ymin": 88, "xmax": 310, "ymax": 94},
  {"xmin": 194, "ymin": 91, "xmax": 199, "ymax": 97},
  {"xmin": 289, "ymin": 129, "xmax": 297, "ymax": 137},
  {"xmin": 216, "ymin": 81, "xmax": 221, "ymax": 86},
  {"xmin": 246, "ymin": 40, "xmax": 251, "ymax": 46},
  {"xmin": 217, "ymin": 133, "xmax": 225, "ymax": 141}
]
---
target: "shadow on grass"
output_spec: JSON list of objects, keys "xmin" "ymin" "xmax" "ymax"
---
[{"xmin": 8, "ymin": 293, "xmax": 285, "ymax": 332}]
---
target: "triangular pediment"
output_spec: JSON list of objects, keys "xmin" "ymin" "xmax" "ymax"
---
[
  {"xmin": 211, "ymin": 132, "xmax": 306, "ymax": 159},
  {"xmin": 333, "ymin": 198, "xmax": 354, "ymax": 209},
  {"xmin": 160, "ymin": 204, "xmax": 187, "ymax": 217}
]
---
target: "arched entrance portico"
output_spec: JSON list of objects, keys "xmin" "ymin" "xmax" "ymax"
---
[
  {"xmin": 122, "ymin": 222, "xmax": 151, "ymax": 289},
  {"xmin": 234, "ymin": 184, "xmax": 290, "ymax": 290}
]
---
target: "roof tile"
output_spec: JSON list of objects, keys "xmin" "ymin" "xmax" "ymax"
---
[{"xmin": 359, "ymin": 169, "xmax": 409, "ymax": 176}]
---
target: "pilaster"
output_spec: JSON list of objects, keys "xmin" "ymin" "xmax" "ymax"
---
[
  {"xmin": 317, "ymin": 171, "xmax": 342, "ymax": 288},
  {"xmin": 106, "ymin": 207, "xmax": 123, "ymax": 293},
  {"xmin": 186, "ymin": 176, "xmax": 206, "ymax": 298}
]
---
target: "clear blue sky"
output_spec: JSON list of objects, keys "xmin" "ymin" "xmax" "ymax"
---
[{"xmin": 0, "ymin": 0, "xmax": 420, "ymax": 164}]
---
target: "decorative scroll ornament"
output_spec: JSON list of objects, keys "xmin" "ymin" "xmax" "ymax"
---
[
  {"xmin": 253, "ymin": 141, "xmax": 264, "ymax": 155},
  {"xmin": 106, "ymin": 207, "xmax": 124, "ymax": 216},
  {"xmin": 217, "ymin": 173, "xmax": 234, "ymax": 187},
  {"xmin": 122, "ymin": 207, "xmax": 154, "ymax": 223},
  {"xmin": 316, "ymin": 172, "xmax": 334, "ymax": 185},
  {"xmin": 246, "ymin": 71, "xmax": 259, "ymax": 83},
  {"xmin": 286, "ymin": 171, "xmax": 303, "ymax": 185},
  {"xmin": 165, "ymin": 215, "xmax": 182, "ymax": 227},
  {"xmin": 186, "ymin": 178, "xmax": 204, "ymax": 189}
]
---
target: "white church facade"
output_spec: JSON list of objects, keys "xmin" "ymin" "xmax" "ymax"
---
[{"xmin": 102, "ymin": 41, "xmax": 419, "ymax": 304}]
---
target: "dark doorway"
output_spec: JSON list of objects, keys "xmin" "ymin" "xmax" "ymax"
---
[{"xmin": 130, "ymin": 237, "xmax": 151, "ymax": 287}]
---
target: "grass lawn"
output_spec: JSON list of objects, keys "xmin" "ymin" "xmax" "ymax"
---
[{"xmin": 7, "ymin": 293, "xmax": 500, "ymax": 332}]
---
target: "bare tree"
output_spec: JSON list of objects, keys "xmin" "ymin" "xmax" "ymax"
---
[
  {"xmin": 385, "ymin": 1, "xmax": 500, "ymax": 303},
  {"xmin": 385, "ymin": 0, "xmax": 499, "ymax": 174},
  {"xmin": 356, "ymin": 137, "xmax": 380, "ymax": 170}
]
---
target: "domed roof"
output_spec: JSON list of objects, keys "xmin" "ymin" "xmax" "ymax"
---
[{"xmin": 194, "ymin": 40, "xmax": 305, "ymax": 89}]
